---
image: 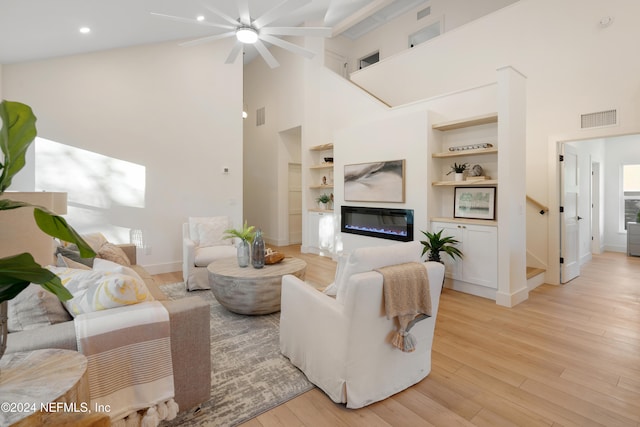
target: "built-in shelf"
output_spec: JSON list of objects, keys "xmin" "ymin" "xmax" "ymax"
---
[
  {"xmin": 308, "ymin": 208, "xmax": 334, "ymax": 213},
  {"xmin": 309, "ymin": 143, "xmax": 334, "ymax": 151},
  {"xmin": 432, "ymin": 147, "xmax": 498, "ymax": 158},
  {"xmin": 432, "ymin": 113, "xmax": 498, "ymax": 131},
  {"xmin": 431, "ymin": 217, "xmax": 498, "ymax": 227},
  {"xmin": 309, "ymin": 184, "xmax": 334, "ymax": 190},
  {"xmin": 432, "ymin": 179, "xmax": 497, "ymax": 187},
  {"xmin": 310, "ymin": 163, "xmax": 334, "ymax": 169}
]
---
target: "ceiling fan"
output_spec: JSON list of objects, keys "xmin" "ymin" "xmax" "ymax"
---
[{"xmin": 151, "ymin": 0, "xmax": 332, "ymax": 69}]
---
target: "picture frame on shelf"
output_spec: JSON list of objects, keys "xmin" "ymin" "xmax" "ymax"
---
[
  {"xmin": 344, "ymin": 159, "xmax": 405, "ymax": 203},
  {"xmin": 454, "ymin": 186, "xmax": 496, "ymax": 220}
]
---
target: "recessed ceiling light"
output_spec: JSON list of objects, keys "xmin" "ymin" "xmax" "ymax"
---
[
  {"xmin": 79, "ymin": 27, "xmax": 91, "ymax": 34},
  {"xmin": 196, "ymin": 15, "xmax": 205, "ymax": 22}
]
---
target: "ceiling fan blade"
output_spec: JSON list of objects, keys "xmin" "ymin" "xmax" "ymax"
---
[
  {"xmin": 150, "ymin": 12, "xmax": 235, "ymax": 30},
  {"xmin": 260, "ymin": 26, "xmax": 333, "ymax": 37},
  {"xmin": 179, "ymin": 31, "xmax": 236, "ymax": 47},
  {"xmin": 254, "ymin": 40, "xmax": 280, "ymax": 69},
  {"xmin": 200, "ymin": 2, "xmax": 241, "ymax": 27},
  {"xmin": 253, "ymin": 0, "xmax": 311, "ymax": 29},
  {"xmin": 237, "ymin": 0, "xmax": 251, "ymax": 26},
  {"xmin": 225, "ymin": 41, "xmax": 244, "ymax": 64},
  {"xmin": 260, "ymin": 34, "xmax": 315, "ymax": 59}
]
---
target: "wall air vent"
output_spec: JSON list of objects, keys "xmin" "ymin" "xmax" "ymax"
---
[
  {"xmin": 417, "ymin": 6, "xmax": 431, "ymax": 20},
  {"xmin": 580, "ymin": 109, "xmax": 617, "ymax": 129},
  {"xmin": 256, "ymin": 107, "xmax": 266, "ymax": 126}
]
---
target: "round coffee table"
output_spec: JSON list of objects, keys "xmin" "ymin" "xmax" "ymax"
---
[{"xmin": 207, "ymin": 256, "xmax": 307, "ymax": 315}]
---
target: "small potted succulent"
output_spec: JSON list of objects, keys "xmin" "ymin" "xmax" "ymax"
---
[
  {"xmin": 447, "ymin": 162, "xmax": 469, "ymax": 181},
  {"xmin": 420, "ymin": 229, "xmax": 463, "ymax": 264},
  {"xmin": 316, "ymin": 193, "xmax": 332, "ymax": 210}
]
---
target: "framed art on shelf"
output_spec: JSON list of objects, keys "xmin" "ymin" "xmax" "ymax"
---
[
  {"xmin": 454, "ymin": 186, "xmax": 496, "ymax": 220},
  {"xmin": 344, "ymin": 159, "xmax": 405, "ymax": 203}
]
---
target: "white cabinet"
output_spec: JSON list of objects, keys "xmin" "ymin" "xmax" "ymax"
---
[
  {"xmin": 307, "ymin": 211, "xmax": 335, "ymax": 254},
  {"xmin": 432, "ymin": 220, "xmax": 498, "ymax": 291}
]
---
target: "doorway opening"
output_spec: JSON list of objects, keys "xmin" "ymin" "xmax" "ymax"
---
[
  {"xmin": 279, "ymin": 127, "xmax": 302, "ymax": 245},
  {"xmin": 559, "ymin": 133, "xmax": 640, "ymax": 283}
]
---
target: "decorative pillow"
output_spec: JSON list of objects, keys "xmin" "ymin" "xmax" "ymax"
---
[
  {"xmin": 55, "ymin": 244, "xmax": 95, "ymax": 267},
  {"xmin": 335, "ymin": 241, "xmax": 422, "ymax": 303},
  {"xmin": 197, "ymin": 222, "xmax": 232, "ymax": 247},
  {"xmin": 97, "ymin": 243, "xmax": 131, "ymax": 266},
  {"xmin": 93, "ymin": 258, "xmax": 144, "ymax": 284},
  {"xmin": 80, "ymin": 232, "xmax": 109, "ymax": 252},
  {"xmin": 189, "ymin": 216, "xmax": 232, "ymax": 247},
  {"xmin": 56, "ymin": 254, "xmax": 92, "ymax": 270},
  {"xmin": 47, "ymin": 266, "xmax": 153, "ymax": 317},
  {"xmin": 7, "ymin": 283, "xmax": 72, "ymax": 332}
]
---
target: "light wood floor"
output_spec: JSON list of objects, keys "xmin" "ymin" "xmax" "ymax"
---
[{"xmin": 155, "ymin": 249, "xmax": 640, "ymax": 427}]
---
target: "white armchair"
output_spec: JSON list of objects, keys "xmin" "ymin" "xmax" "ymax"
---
[
  {"xmin": 182, "ymin": 216, "xmax": 237, "ymax": 291},
  {"xmin": 279, "ymin": 241, "xmax": 445, "ymax": 409}
]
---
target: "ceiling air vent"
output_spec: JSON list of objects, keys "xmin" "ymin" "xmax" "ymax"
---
[
  {"xmin": 580, "ymin": 109, "xmax": 617, "ymax": 129},
  {"xmin": 256, "ymin": 107, "xmax": 266, "ymax": 126},
  {"xmin": 417, "ymin": 6, "xmax": 431, "ymax": 20}
]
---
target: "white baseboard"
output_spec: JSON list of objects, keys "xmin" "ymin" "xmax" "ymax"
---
[
  {"xmin": 495, "ymin": 286, "xmax": 529, "ymax": 308},
  {"xmin": 527, "ymin": 272, "xmax": 545, "ymax": 291},
  {"xmin": 444, "ymin": 278, "xmax": 496, "ymax": 301},
  {"xmin": 142, "ymin": 261, "xmax": 182, "ymax": 275}
]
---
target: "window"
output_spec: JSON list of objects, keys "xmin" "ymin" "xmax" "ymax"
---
[
  {"xmin": 409, "ymin": 20, "xmax": 442, "ymax": 48},
  {"xmin": 358, "ymin": 51, "xmax": 379, "ymax": 69},
  {"xmin": 622, "ymin": 164, "xmax": 640, "ymax": 230}
]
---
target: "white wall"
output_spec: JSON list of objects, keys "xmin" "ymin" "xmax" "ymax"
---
[
  {"xmin": 1, "ymin": 39, "xmax": 243, "ymax": 273},
  {"xmin": 334, "ymin": 108, "xmax": 428, "ymax": 252},
  {"xmin": 338, "ymin": 0, "xmax": 517, "ymax": 75},
  {"xmin": 347, "ymin": 0, "xmax": 640, "ymax": 283},
  {"xmin": 243, "ymin": 38, "xmax": 306, "ymax": 246}
]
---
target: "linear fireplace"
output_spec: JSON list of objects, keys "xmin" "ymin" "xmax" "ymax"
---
[{"xmin": 341, "ymin": 206, "xmax": 414, "ymax": 242}]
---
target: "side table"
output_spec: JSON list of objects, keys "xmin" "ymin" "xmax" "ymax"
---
[{"xmin": 0, "ymin": 348, "xmax": 95, "ymax": 426}]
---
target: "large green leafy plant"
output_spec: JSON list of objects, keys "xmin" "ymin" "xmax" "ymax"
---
[{"xmin": 0, "ymin": 100, "xmax": 95, "ymax": 303}]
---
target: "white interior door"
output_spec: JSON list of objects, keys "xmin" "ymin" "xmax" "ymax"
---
[
  {"xmin": 288, "ymin": 163, "xmax": 302, "ymax": 244},
  {"xmin": 560, "ymin": 144, "xmax": 580, "ymax": 283}
]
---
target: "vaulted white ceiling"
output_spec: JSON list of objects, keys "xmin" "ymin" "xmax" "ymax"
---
[{"xmin": 0, "ymin": 0, "xmax": 425, "ymax": 65}]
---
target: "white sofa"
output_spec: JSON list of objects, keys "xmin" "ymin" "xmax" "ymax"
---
[
  {"xmin": 182, "ymin": 216, "xmax": 237, "ymax": 291},
  {"xmin": 279, "ymin": 241, "xmax": 445, "ymax": 409}
]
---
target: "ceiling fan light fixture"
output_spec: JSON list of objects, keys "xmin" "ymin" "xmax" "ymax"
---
[{"xmin": 236, "ymin": 27, "xmax": 258, "ymax": 44}]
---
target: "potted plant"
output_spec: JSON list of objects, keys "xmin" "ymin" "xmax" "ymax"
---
[
  {"xmin": 446, "ymin": 162, "xmax": 469, "ymax": 181},
  {"xmin": 0, "ymin": 100, "xmax": 95, "ymax": 357},
  {"xmin": 316, "ymin": 193, "xmax": 332, "ymax": 210},
  {"xmin": 223, "ymin": 221, "xmax": 255, "ymax": 267},
  {"xmin": 420, "ymin": 229, "xmax": 463, "ymax": 263}
]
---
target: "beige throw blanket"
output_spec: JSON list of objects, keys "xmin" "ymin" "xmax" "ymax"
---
[
  {"xmin": 75, "ymin": 301, "xmax": 178, "ymax": 427},
  {"xmin": 375, "ymin": 262, "xmax": 431, "ymax": 352}
]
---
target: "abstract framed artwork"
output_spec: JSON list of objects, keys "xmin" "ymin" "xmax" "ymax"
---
[
  {"xmin": 344, "ymin": 159, "xmax": 405, "ymax": 203},
  {"xmin": 454, "ymin": 186, "xmax": 496, "ymax": 220}
]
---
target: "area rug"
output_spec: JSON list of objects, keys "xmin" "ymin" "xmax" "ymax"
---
[{"xmin": 159, "ymin": 282, "xmax": 314, "ymax": 427}]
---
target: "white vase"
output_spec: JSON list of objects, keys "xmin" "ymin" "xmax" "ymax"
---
[{"xmin": 455, "ymin": 173, "xmax": 464, "ymax": 181}]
